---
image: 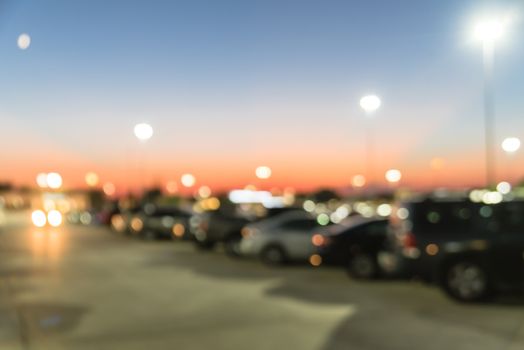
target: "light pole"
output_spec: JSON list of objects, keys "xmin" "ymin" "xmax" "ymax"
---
[
  {"xmin": 474, "ymin": 19, "xmax": 505, "ymax": 187},
  {"xmin": 359, "ymin": 95, "xmax": 381, "ymax": 188},
  {"xmin": 133, "ymin": 123, "xmax": 154, "ymax": 195}
]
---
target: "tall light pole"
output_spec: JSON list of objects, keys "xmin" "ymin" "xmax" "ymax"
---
[
  {"xmin": 133, "ymin": 123, "xmax": 154, "ymax": 195},
  {"xmin": 474, "ymin": 19, "xmax": 505, "ymax": 187},
  {"xmin": 359, "ymin": 95, "xmax": 381, "ymax": 188}
]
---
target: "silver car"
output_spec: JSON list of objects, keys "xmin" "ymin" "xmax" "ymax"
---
[{"xmin": 239, "ymin": 210, "xmax": 322, "ymax": 265}]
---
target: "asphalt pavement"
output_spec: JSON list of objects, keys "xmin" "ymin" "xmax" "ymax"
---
[{"xmin": 1, "ymin": 211, "xmax": 524, "ymax": 350}]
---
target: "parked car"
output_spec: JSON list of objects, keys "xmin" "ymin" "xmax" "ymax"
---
[
  {"xmin": 190, "ymin": 207, "xmax": 301, "ymax": 256},
  {"xmin": 111, "ymin": 205, "xmax": 142, "ymax": 234},
  {"xmin": 97, "ymin": 200, "xmax": 120, "ymax": 226},
  {"xmin": 381, "ymin": 197, "xmax": 524, "ymax": 302},
  {"xmin": 312, "ymin": 216, "xmax": 388, "ymax": 279},
  {"xmin": 239, "ymin": 210, "xmax": 322, "ymax": 265},
  {"xmin": 190, "ymin": 210, "xmax": 250, "ymax": 253},
  {"xmin": 130, "ymin": 205, "xmax": 191, "ymax": 240}
]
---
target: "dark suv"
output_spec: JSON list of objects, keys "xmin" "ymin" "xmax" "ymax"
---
[{"xmin": 382, "ymin": 197, "xmax": 524, "ymax": 302}]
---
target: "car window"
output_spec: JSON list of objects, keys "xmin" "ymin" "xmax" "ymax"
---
[
  {"xmin": 280, "ymin": 219, "xmax": 317, "ymax": 231},
  {"xmin": 412, "ymin": 202, "xmax": 474, "ymax": 235},
  {"xmin": 496, "ymin": 202, "xmax": 524, "ymax": 234},
  {"xmin": 365, "ymin": 221, "xmax": 387, "ymax": 235}
]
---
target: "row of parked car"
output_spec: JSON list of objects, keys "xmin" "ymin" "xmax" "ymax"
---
[{"xmin": 103, "ymin": 195, "xmax": 524, "ymax": 303}]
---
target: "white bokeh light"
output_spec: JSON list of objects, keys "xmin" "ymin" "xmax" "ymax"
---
[
  {"xmin": 496, "ymin": 181, "xmax": 511, "ymax": 194},
  {"xmin": 46, "ymin": 172, "xmax": 63, "ymax": 189},
  {"xmin": 134, "ymin": 123, "xmax": 154, "ymax": 142},
  {"xmin": 17, "ymin": 33, "xmax": 31, "ymax": 50},
  {"xmin": 359, "ymin": 95, "xmax": 381, "ymax": 114},
  {"xmin": 181, "ymin": 173, "xmax": 196, "ymax": 187},
  {"xmin": 385, "ymin": 169, "xmax": 402, "ymax": 183},
  {"xmin": 47, "ymin": 210, "xmax": 63, "ymax": 227},
  {"xmin": 501, "ymin": 137, "xmax": 521, "ymax": 153},
  {"xmin": 36, "ymin": 173, "xmax": 48, "ymax": 188},
  {"xmin": 255, "ymin": 166, "xmax": 272, "ymax": 179},
  {"xmin": 474, "ymin": 19, "xmax": 505, "ymax": 42},
  {"xmin": 31, "ymin": 210, "xmax": 46, "ymax": 227}
]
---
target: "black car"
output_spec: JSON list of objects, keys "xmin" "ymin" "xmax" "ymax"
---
[
  {"xmin": 312, "ymin": 216, "xmax": 388, "ymax": 278},
  {"xmin": 383, "ymin": 197, "xmax": 524, "ymax": 302},
  {"xmin": 133, "ymin": 206, "xmax": 192, "ymax": 240}
]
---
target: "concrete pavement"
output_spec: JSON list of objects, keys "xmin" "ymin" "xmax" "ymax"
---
[{"xmin": 1, "ymin": 211, "xmax": 524, "ymax": 350}]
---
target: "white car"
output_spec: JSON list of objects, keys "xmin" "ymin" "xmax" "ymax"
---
[{"xmin": 239, "ymin": 210, "xmax": 323, "ymax": 265}]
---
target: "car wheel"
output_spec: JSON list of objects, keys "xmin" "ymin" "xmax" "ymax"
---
[
  {"xmin": 224, "ymin": 237, "xmax": 241, "ymax": 257},
  {"xmin": 442, "ymin": 260, "xmax": 492, "ymax": 302},
  {"xmin": 347, "ymin": 253, "xmax": 378, "ymax": 279},
  {"xmin": 260, "ymin": 245, "xmax": 287, "ymax": 266}
]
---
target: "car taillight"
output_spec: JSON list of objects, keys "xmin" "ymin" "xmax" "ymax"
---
[
  {"xmin": 241, "ymin": 227, "xmax": 251, "ymax": 238},
  {"xmin": 312, "ymin": 234, "xmax": 330, "ymax": 247},
  {"xmin": 402, "ymin": 232, "xmax": 417, "ymax": 248}
]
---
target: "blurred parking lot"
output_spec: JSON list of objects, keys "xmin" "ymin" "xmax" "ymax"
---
[{"xmin": 1, "ymin": 211, "xmax": 524, "ymax": 350}]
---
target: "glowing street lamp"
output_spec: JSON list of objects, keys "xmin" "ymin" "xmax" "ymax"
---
[
  {"xmin": 134, "ymin": 123, "xmax": 154, "ymax": 142},
  {"xmin": 133, "ymin": 123, "xmax": 153, "ymax": 194},
  {"xmin": 17, "ymin": 33, "xmax": 31, "ymax": 50},
  {"xmin": 501, "ymin": 137, "xmax": 520, "ymax": 183},
  {"xmin": 473, "ymin": 18, "xmax": 507, "ymax": 187},
  {"xmin": 501, "ymin": 137, "xmax": 521, "ymax": 153},
  {"xmin": 359, "ymin": 95, "xmax": 381, "ymax": 114},
  {"xmin": 359, "ymin": 94, "xmax": 381, "ymax": 188},
  {"xmin": 181, "ymin": 173, "xmax": 196, "ymax": 188},
  {"xmin": 46, "ymin": 172, "xmax": 63, "ymax": 190},
  {"xmin": 255, "ymin": 166, "xmax": 272, "ymax": 180},
  {"xmin": 36, "ymin": 173, "xmax": 48, "ymax": 189},
  {"xmin": 385, "ymin": 169, "xmax": 402, "ymax": 184}
]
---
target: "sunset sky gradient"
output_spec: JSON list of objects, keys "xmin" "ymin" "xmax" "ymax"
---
[{"xmin": 1, "ymin": 0, "xmax": 523, "ymax": 193}]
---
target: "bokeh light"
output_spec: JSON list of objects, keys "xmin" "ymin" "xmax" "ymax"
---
[
  {"xmin": 351, "ymin": 174, "xmax": 366, "ymax": 188},
  {"xmin": 46, "ymin": 172, "xmax": 63, "ymax": 189},
  {"xmin": 134, "ymin": 123, "xmax": 154, "ymax": 141},
  {"xmin": 359, "ymin": 95, "xmax": 381, "ymax": 113},
  {"xmin": 474, "ymin": 19, "xmax": 505, "ymax": 42},
  {"xmin": 198, "ymin": 186, "xmax": 211, "ymax": 198},
  {"xmin": 181, "ymin": 174, "xmax": 196, "ymax": 187},
  {"xmin": 17, "ymin": 33, "xmax": 31, "ymax": 50},
  {"xmin": 36, "ymin": 173, "xmax": 48, "ymax": 188},
  {"xmin": 31, "ymin": 210, "xmax": 47, "ymax": 227},
  {"xmin": 255, "ymin": 166, "xmax": 272, "ymax": 179},
  {"xmin": 496, "ymin": 181, "xmax": 511, "ymax": 194},
  {"xmin": 103, "ymin": 182, "xmax": 116, "ymax": 196},
  {"xmin": 85, "ymin": 172, "xmax": 99, "ymax": 187},
  {"xmin": 47, "ymin": 210, "xmax": 63, "ymax": 227},
  {"xmin": 385, "ymin": 169, "xmax": 402, "ymax": 183},
  {"xmin": 501, "ymin": 137, "xmax": 521, "ymax": 153}
]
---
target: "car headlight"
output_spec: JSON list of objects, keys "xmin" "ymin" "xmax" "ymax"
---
[
  {"xmin": 47, "ymin": 210, "xmax": 63, "ymax": 227},
  {"xmin": 172, "ymin": 223, "xmax": 186, "ymax": 238},
  {"xmin": 131, "ymin": 218, "xmax": 143, "ymax": 232},
  {"xmin": 32, "ymin": 210, "xmax": 47, "ymax": 227}
]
